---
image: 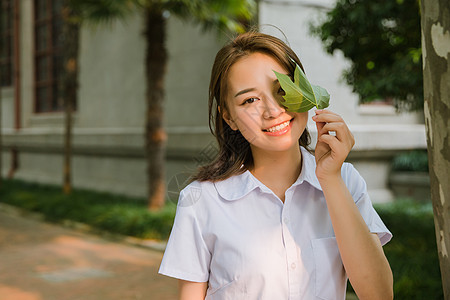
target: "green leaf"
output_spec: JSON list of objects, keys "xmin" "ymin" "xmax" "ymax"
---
[
  {"xmin": 312, "ymin": 84, "xmax": 330, "ymax": 109},
  {"xmin": 273, "ymin": 62, "xmax": 330, "ymax": 112}
]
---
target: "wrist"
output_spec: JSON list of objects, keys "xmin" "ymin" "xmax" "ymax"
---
[{"xmin": 316, "ymin": 172, "xmax": 343, "ymax": 187}]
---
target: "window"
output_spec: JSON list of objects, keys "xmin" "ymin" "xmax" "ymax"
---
[
  {"xmin": 0, "ymin": 0, "xmax": 14, "ymax": 87},
  {"xmin": 34, "ymin": 0, "xmax": 65, "ymax": 113}
]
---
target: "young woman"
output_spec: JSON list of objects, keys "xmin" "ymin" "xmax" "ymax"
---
[{"xmin": 159, "ymin": 32, "xmax": 393, "ymax": 300}]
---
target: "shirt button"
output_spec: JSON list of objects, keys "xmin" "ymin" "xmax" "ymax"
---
[
  {"xmin": 291, "ymin": 263, "xmax": 296, "ymax": 269},
  {"xmin": 283, "ymin": 217, "xmax": 289, "ymax": 224}
]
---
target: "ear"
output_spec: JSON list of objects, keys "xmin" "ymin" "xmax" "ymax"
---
[{"xmin": 219, "ymin": 106, "xmax": 238, "ymax": 131}]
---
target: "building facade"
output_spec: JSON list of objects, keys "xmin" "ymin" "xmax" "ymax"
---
[{"xmin": 1, "ymin": 0, "xmax": 426, "ymax": 203}]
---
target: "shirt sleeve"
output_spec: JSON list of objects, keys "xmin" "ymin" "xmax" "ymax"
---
[
  {"xmin": 158, "ymin": 188, "xmax": 211, "ymax": 282},
  {"xmin": 342, "ymin": 163, "xmax": 393, "ymax": 246}
]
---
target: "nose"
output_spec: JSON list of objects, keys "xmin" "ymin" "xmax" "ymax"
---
[{"xmin": 262, "ymin": 96, "xmax": 285, "ymax": 119}]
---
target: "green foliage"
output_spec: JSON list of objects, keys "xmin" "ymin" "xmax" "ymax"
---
[
  {"xmin": 70, "ymin": 0, "xmax": 256, "ymax": 33},
  {"xmin": 273, "ymin": 62, "xmax": 330, "ymax": 112},
  {"xmin": 68, "ymin": 0, "xmax": 136, "ymax": 25},
  {"xmin": 0, "ymin": 179, "xmax": 176, "ymax": 240},
  {"xmin": 311, "ymin": 0, "xmax": 422, "ymax": 111},
  {"xmin": 392, "ymin": 150, "xmax": 429, "ymax": 172},
  {"xmin": 375, "ymin": 200, "xmax": 443, "ymax": 299},
  {"xmin": 162, "ymin": 0, "xmax": 256, "ymax": 33}
]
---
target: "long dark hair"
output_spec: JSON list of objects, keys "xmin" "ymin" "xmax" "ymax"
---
[{"xmin": 192, "ymin": 31, "xmax": 311, "ymax": 182}]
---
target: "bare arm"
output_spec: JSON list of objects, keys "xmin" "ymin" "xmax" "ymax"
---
[
  {"xmin": 313, "ymin": 110, "xmax": 393, "ymax": 300},
  {"xmin": 320, "ymin": 176, "xmax": 393, "ymax": 300},
  {"xmin": 178, "ymin": 280, "xmax": 208, "ymax": 300}
]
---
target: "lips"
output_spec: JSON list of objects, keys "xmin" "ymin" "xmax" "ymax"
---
[{"xmin": 262, "ymin": 119, "xmax": 292, "ymax": 133}]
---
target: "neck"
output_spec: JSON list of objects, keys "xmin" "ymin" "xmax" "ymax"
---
[{"xmin": 249, "ymin": 145, "xmax": 302, "ymax": 200}]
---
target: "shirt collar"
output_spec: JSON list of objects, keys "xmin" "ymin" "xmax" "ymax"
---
[
  {"xmin": 214, "ymin": 147, "xmax": 322, "ymax": 201},
  {"xmin": 214, "ymin": 170, "xmax": 261, "ymax": 201},
  {"xmin": 294, "ymin": 147, "xmax": 323, "ymax": 191}
]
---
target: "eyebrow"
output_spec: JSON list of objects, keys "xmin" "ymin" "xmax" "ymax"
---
[
  {"xmin": 234, "ymin": 88, "xmax": 256, "ymax": 98},
  {"xmin": 233, "ymin": 79, "xmax": 281, "ymax": 98}
]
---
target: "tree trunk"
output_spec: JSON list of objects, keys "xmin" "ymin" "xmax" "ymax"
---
[
  {"xmin": 144, "ymin": 7, "xmax": 167, "ymax": 211},
  {"xmin": 0, "ymin": 70, "xmax": 2, "ymax": 189},
  {"xmin": 8, "ymin": 0, "xmax": 20, "ymax": 180},
  {"xmin": 0, "ymin": 0, "xmax": 5, "ymax": 187},
  {"xmin": 61, "ymin": 2, "xmax": 80, "ymax": 195},
  {"xmin": 420, "ymin": 0, "xmax": 450, "ymax": 297}
]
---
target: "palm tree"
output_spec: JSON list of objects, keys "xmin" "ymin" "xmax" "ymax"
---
[
  {"xmin": 60, "ymin": 1, "xmax": 138, "ymax": 195},
  {"xmin": 61, "ymin": 1, "xmax": 80, "ymax": 195},
  {"xmin": 69, "ymin": 0, "xmax": 255, "ymax": 209},
  {"xmin": 0, "ymin": 0, "xmax": 7, "ymax": 189},
  {"xmin": 0, "ymin": 68, "xmax": 2, "ymax": 189}
]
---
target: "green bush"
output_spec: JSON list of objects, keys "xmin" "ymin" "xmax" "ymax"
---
[
  {"xmin": 311, "ymin": 0, "xmax": 423, "ymax": 111},
  {"xmin": 375, "ymin": 200, "xmax": 443, "ymax": 299},
  {"xmin": 391, "ymin": 150, "xmax": 429, "ymax": 172},
  {"xmin": 0, "ymin": 179, "xmax": 176, "ymax": 240}
]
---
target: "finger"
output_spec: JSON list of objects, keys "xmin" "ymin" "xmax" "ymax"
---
[
  {"xmin": 312, "ymin": 112, "xmax": 343, "ymax": 123},
  {"xmin": 318, "ymin": 134, "xmax": 352, "ymax": 162},
  {"xmin": 318, "ymin": 134, "xmax": 341, "ymax": 153},
  {"xmin": 313, "ymin": 110, "xmax": 329, "ymax": 138},
  {"xmin": 319, "ymin": 125, "xmax": 355, "ymax": 153},
  {"xmin": 314, "ymin": 109, "xmax": 341, "ymax": 116},
  {"xmin": 320, "ymin": 122, "xmax": 350, "ymax": 141},
  {"xmin": 314, "ymin": 109, "xmax": 337, "ymax": 115},
  {"xmin": 314, "ymin": 112, "xmax": 351, "ymax": 134},
  {"xmin": 315, "ymin": 118, "xmax": 326, "ymax": 135}
]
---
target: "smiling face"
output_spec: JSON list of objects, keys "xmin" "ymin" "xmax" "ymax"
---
[{"xmin": 223, "ymin": 52, "xmax": 308, "ymax": 155}]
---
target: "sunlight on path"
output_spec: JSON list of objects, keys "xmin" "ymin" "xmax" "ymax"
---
[{"xmin": 0, "ymin": 208, "xmax": 178, "ymax": 300}]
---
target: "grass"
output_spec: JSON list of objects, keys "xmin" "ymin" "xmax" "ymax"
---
[
  {"xmin": 0, "ymin": 179, "xmax": 176, "ymax": 240},
  {"xmin": 0, "ymin": 179, "xmax": 443, "ymax": 298}
]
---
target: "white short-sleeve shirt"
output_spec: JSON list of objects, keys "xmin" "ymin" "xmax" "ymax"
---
[{"xmin": 159, "ymin": 147, "xmax": 392, "ymax": 300}]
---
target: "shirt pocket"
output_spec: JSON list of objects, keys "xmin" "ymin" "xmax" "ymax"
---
[
  {"xmin": 311, "ymin": 237, "xmax": 347, "ymax": 300},
  {"xmin": 206, "ymin": 279, "xmax": 240, "ymax": 300}
]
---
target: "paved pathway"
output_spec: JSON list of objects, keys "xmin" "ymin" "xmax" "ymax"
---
[{"xmin": 0, "ymin": 207, "xmax": 178, "ymax": 300}]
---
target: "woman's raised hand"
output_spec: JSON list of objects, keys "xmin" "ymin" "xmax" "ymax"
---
[{"xmin": 312, "ymin": 109, "xmax": 355, "ymax": 181}]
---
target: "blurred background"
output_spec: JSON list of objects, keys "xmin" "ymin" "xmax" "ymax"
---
[{"xmin": 0, "ymin": 0, "xmax": 443, "ymax": 299}]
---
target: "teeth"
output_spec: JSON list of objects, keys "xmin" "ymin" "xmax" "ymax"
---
[{"xmin": 266, "ymin": 120, "xmax": 290, "ymax": 132}]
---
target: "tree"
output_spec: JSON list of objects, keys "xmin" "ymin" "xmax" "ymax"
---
[
  {"xmin": 59, "ymin": 0, "xmax": 140, "ymax": 195},
  {"xmin": 70, "ymin": 0, "xmax": 255, "ymax": 209},
  {"xmin": 0, "ymin": 0, "xmax": 9, "ymax": 189},
  {"xmin": 420, "ymin": 0, "xmax": 450, "ymax": 297},
  {"xmin": 312, "ymin": 0, "xmax": 422, "ymax": 110},
  {"xmin": 61, "ymin": 0, "xmax": 141, "ymax": 195},
  {"xmin": 0, "ymin": 65, "xmax": 2, "ymax": 189},
  {"xmin": 61, "ymin": 0, "xmax": 81, "ymax": 195}
]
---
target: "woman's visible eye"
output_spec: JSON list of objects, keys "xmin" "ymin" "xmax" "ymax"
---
[
  {"xmin": 242, "ymin": 97, "xmax": 259, "ymax": 105},
  {"xmin": 278, "ymin": 86, "xmax": 286, "ymax": 96}
]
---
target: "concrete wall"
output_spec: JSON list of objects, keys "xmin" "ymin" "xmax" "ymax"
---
[{"xmin": 0, "ymin": 87, "xmax": 14, "ymax": 129}]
